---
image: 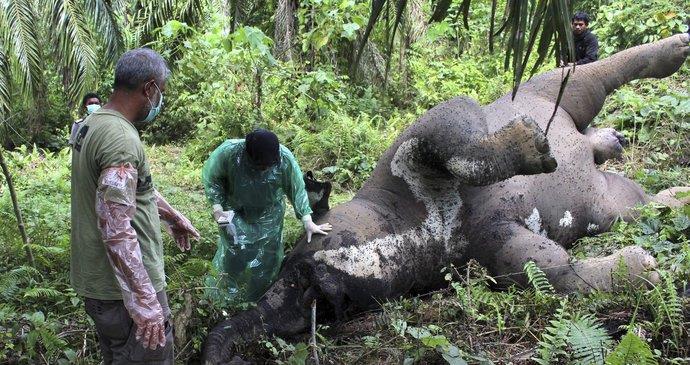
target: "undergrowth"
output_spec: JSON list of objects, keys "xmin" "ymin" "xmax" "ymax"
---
[{"xmin": 1, "ymin": 0, "xmax": 689, "ymax": 363}]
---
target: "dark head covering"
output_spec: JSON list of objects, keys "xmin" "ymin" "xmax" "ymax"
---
[{"xmin": 245, "ymin": 129, "xmax": 280, "ymax": 167}]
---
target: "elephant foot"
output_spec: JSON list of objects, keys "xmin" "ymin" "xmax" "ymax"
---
[
  {"xmin": 585, "ymin": 127, "xmax": 627, "ymax": 164},
  {"xmin": 652, "ymin": 187, "xmax": 690, "ymax": 208},
  {"xmin": 566, "ymin": 246, "xmax": 659, "ymax": 292},
  {"xmin": 640, "ymin": 33, "xmax": 690, "ymax": 79},
  {"xmin": 506, "ymin": 116, "xmax": 557, "ymax": 175}
]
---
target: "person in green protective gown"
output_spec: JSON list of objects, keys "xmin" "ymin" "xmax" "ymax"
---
[{"xmin": 202, "ymin": 129, "xmax": 332, "ymax": 303}]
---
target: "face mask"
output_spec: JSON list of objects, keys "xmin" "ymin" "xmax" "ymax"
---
[
  {"xmin": 86, "ymin": 104, "xmax": 101, "ymax": 115},
  {"xmin": 141, "ymin": 83, "xmax": 163, "ymax": 124}
]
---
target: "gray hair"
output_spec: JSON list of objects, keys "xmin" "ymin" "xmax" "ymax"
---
[{"xmin": 114, "ymin": 48, "xmax": 170, "ymax": 90}]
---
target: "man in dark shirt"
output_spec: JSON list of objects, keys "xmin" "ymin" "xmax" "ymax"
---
[{"xmin": 571, "ymin": 11, "xmax": 599, "ymax": 65}]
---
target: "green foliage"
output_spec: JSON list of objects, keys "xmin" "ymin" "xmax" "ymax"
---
[
  {"xmin": 535, "ymin": 301, "xmax": 613, "ymax": 364},
  {"xmin": 593, "ymin": 0, "xmax": 688, "ymax": 57},
  {"xmin": 534, "ymin": 301, "xmax": 570, "ymax": 363},
  {"xmin": 262, "ymin": 337, "xmax": 310, "ymax": 365},
  {"xmin": 646, "ymin": 272, "xmax": 684, "ymax": 349},
  {"xmin": 407, "ymin": 52, "xmax": 510, "ymax": 108},
  {"xmin": 0, "ymin": 265, "xmax": 40, "ymax": 300},
  {"xmin": 1, "ymin": 1, "xmax": 690, "ymax": 363},
  {"xmin": 595, "ymin": 82, "xmax": 689, "ymax": 152},
  {"xmin": 569, "ymin": 315, "xmax": 614, "ymax": 365},
  {"xmin": 605, "ymin": 331, "xmax": 656, "ymax": 365},
  {"xmin": 298, "ymin": 0, "xmax": 367, "ymax": 52},
  {"xmin": 0, "ymin": 0, "xmax": 206, "ymax": 148},
  {"xmin": 523, "ymin": 260, "xmax": 555, "ymax": 296},
  {"xmin": 23, "ymin": 287, "xmax": 63, "ymax": 299}
]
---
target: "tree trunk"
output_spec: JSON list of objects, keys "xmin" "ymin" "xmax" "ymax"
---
[
  {"xmin": 0, "ymin": 146, "xmax": 34, "ymax": 266},
  {"xmin": 230, "ymin": 0, "xmax": 238, "ymax": 33},
  {"xmin": 253, "ymin": 67, "xmax": 263, "ymax": 125},
  {"xmin": 274, "ymin": 0, "xmax": 297, "ymax": 61}
]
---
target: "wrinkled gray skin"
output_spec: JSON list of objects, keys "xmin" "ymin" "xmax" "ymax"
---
[{"xmin": 203, "ymin": 34, "xmax": 690, "ymax": 364}]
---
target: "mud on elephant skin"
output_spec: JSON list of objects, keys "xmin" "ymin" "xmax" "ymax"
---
[{"xmin": 202, "ymin": 34, "xmax": 690, "ymax": 364}]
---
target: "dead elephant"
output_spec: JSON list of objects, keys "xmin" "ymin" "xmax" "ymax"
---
[{"xmin": 203, "ymin": 34, "xmax": 690, "ymax": 364}]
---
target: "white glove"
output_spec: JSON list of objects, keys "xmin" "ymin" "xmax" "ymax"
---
[
  {"xmin": 302, "ymin": 215, "xmax": 333, "ymax": 243},
  {"xmin": 212, "ymin": 204, "xmax": 236, "ymax": 237}
]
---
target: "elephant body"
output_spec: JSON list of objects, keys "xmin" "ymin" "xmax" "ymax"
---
[{"xmin": 204, "ymin": 34, "xmax": 690, "ymax": 363}]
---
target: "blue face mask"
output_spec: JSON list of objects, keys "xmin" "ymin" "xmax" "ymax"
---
[
  {"xmin": 86, "ymin": 104, "xmax": 101, "ymax": 115},
  {"xmin": 141, "ymin": 83, "xmax": 163, "ymax": 124}
]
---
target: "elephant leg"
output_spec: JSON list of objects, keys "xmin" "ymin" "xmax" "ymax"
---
[
  {"xmin": 443, "ymin": 116, "xmax": 557, "ymax": 186},
  {"xmin": 652, "ymin": 187, "xmax": 690, "ymax": 208},
  {"xmin": 519, "ymin": 34, "xmax": 690, "ymax": 131},
  {"xmin": 483, "ymin": 223, "xmax": 658, "ymax": 293},
  {"xmin": 584, "ymin": 127, "xmax": 627, "ymax": 164},
  {"xmin": 404, "ymin": 96, "xmax": 556, "ymax": 187}
]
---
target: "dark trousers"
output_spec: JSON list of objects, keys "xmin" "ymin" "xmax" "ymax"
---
[{"xmin": 84, "ymin": 291, "xmax": 174, "ymax": 364}]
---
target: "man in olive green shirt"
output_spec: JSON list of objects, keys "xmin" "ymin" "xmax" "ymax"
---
[{"xmin": 71, "ymin": 48, "xmax": 199, "ymax": 364}]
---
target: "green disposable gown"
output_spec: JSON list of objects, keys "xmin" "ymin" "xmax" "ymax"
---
[{"xmin": 202, "ymin": 139, "xmax": 312, "ymax": 303}]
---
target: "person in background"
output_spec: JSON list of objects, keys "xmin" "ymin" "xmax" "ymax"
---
[
  {"xmin": 71, "ymin": 48, "xmax": 200, "ymax": 364},
  {"xmin": 570, "ymin": 11, "xmax": 599, "ymax": 65},
  {"xmin": 69, "ymin": 92, "xmax": 102, "ymax": 145},
  {"xmin": 202, "ymin": 128, "xmax": 332, "ymax": 303}
]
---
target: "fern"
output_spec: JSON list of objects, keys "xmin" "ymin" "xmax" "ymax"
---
[
  {"xmin": 23, "ymin": 287, "xmax": 63, "ymax": 300},
  {"xmin": 648, "ymin": 271, "xmax": 683, "ymax": 346},
  {"xmin": 569, "ymin": 314, "xmax": 613, "ymax": 365},
  {"xmin": 0, "ymin": 265, "xmax": 41, "ymax": 300},
  {"xmin": 181, "ymin": 257, "xmax": 212, "ymax": 277},
  {"xmin": 25, "ymin": 326, "xmax": 67, "ymax": 358},
  {"xmin": 26, "ymin": 244, "xmax": 65, "ymax": 255},
  {"xmin": 605, "ymin": 331, "xmax": 656, "ymax": 365},
  {"xmin": 164, "ymin": 253, "xmax": 187, "ymax": 267},
  {"xmin": 524, "ymin": 261, "xmax": 555, "ymax": 296},
  {"xmin": 534, "ymin": 300, "xmax": 570, "ymax": 364},
  {"xmin": 535, "ymin": 302, "xmax": 613, "ymax": 365}
]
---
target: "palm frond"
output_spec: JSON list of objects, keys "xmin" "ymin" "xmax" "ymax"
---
[
  {"xmin": 503, "ymin": 0, "xmax": 529, "ymax": 98},
  {"xmin": 177, "ymin": 0, "xmax": 208, "ymax": 27},
  {"xmin": 50, "ymin": 0, "xmax": 98, "ymax": 104},
  {"xmin": 2, "ymin": 0, "xmax": 43, "ymax": 95},
  {"xmin": 85, "ymin": 0, "xmax": 126, "ymax": 62},
  {"xmin": 0, "ymin": 36, "xmax": 11, "ymax": 115},
  {"xmin": 383, "ymin": 0, "xmax": 407, "ymax": 84},
  {"xmin": 132, "ymin": 0, "xmax": 174, "ymax": 45},
  {"xmin": 488, "ymin": 0, "xmax": 497, "ymax": 52},
  {"xmin": 351, "ymin": 0, "xmax": 386, "ymax": 76},
  {"xmin": 354, "ymin": 0, "xmax": 576, "ymax": 98},
  {"xmin": 550, "ymin": 0, "xmax": 574, "ymax": 67},
  {"xmin": 521, "ymin": 0, "xmax": 548, "ymax": 77},
  {"xmin": 429, "ymin": 0, "xmax": 452, "ymax": 23},
  {"xmin": 131, "ymin": 0, "xmax": 207, "ymax": 47},
  {"xmin": 233, "ymin": 0, "xmax": 254, "ymax": 25}
]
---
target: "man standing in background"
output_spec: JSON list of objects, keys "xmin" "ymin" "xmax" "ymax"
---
[
  {"xmin": 70, "ymin": 48, "xmax": 199, "ymax": 364},
  {"xmin": 570, "ymin": 11, "xmax": 599, "ymax": 65},
  {"xmin": 69, "ymin": 93, "xmax": 102, "ymax": 146}
]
